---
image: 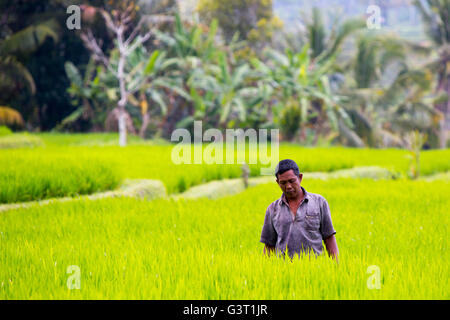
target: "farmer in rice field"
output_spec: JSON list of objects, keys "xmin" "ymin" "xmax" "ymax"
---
[{"xmin": 260, "ymin": 159, "xmax": 339, "ymax": 261}]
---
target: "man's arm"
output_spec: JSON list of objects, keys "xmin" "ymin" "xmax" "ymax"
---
[
  {"xmin": 320, "ymin": 197, "xmax": 338, "ymax": 262},
  {"xmin": 324, "ymin": 234, "xmax": 339, "ymax": 262},
  {"xmin": 260, "ymin": 205, "xmax": 277, "ymax": 257}
]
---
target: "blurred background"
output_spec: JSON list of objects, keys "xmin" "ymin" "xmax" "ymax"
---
[{"xmin": 1, "ymin": 0, "xmax": 449, "ymax": 149}]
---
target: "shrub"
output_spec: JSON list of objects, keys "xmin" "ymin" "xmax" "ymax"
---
[{"xmin": 0, "ymin": 106, "xmax": 24, "ymax": 129}]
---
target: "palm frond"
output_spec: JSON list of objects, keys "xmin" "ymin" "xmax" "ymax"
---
[
  {"xmin": 0, "ymin": 56, "xmax": 36, "ymax": 94},
  {"xmin": 316, "ymin": 18, "xmax": 366, "ymax": 64},
  {"xmin": 0, "ymin": 19, "xmax": 59, "ymax": 56}
]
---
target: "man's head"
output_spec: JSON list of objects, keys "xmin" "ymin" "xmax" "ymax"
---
[{"xmin": 275, "ymin": 159, "xmax": 303, "ymax": 199}]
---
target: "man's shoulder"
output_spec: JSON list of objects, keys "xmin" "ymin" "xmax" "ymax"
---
[
  {"xmin": 306, "ymin": 191, "xmax": 327, "ymax": 204},
  {"xmin": 266, "ymin": 197, "xmax": 283, "ymax": 213}
]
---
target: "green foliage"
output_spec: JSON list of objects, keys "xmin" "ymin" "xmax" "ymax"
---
[
  {"xmin": 0, "ymin": 151, "xmax": 121, "ymax": 204},
  {"xmin": 0, "ymin": 133, "xmax": 43, "ymax": 149},
  {"xmin": 307, "ymin": 7, "xmax": 326, "ymax": 59},
  {"xmin": 156, "ymin": 13, "xmax": 219, "ymax": 62},
  {"xmin": 197, "ymin": 0, "xmax": 275, "ymax": 43},
  {"xmin": 0, "ymin": 126, "xmax": 12, "ymax": 136},
  {"xmin": 0, "ymin": 1, "xmax": 445, "ymax": 149},
  {"xmin": 62, "ymin": 59, "xmax": 111, "ymax": 130},
  {"xmin": 246, "ymin": 15, "xmax": 284, "ymax": 49},
  {"xmin": 252, "ymin": 44, "xmax": 352, "ymax": 140},
  {"xmin": 413, "ymin": 0, "xmax": 450, "ymax": 45},
  {"xmin": 0, "ymin": 56, "xmax": 36, "ymax": 95},
  {"xmin": 0, "ymin": 9, "xmax": 65, "ymax": 129},
  {"xmin": 1, "ymin": 178, "xmax": 449, "ymax": 298},
  {"xmin": 406, "ymin": 130, "xmax": 427, "ymax": 179},
  {"xmin": 0, "ymin": 19, "xmax": 59, "ymax": 57},
  {"xmin": 301, "ymin": 8, "xmax": 366, "ymax": 64},
  {"xmin": 188, "ymin": 51, "xmax": 257, "ymax": 126},
  {"xmin": 279, "ymin": 99, "xmax": 302, "ymax": 140}
]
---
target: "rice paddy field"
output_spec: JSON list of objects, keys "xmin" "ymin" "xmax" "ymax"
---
[{"xmin": 0, "ymin": 133, "xmax": 449, "ymax": 299}]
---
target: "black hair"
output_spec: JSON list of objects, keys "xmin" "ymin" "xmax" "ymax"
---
[{"xmin": 275, "ymin": 159, "xmax": 300, "ymax": 178}]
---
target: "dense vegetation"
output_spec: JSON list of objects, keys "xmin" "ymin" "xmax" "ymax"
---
[
  {"xmin": 1, "ymin": 0, "xmax": 449, "ymax": 302},
  {"xmin": 1, "ymin": 0, "xmax": 449, "ymax": 148},
  {"xmin": 1, "ymin": 132, "xmax": 449, "ymax": 204}
]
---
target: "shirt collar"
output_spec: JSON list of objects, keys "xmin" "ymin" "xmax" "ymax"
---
[{"xmin": 280, "ymin": 186, "xmax": 309, "ymax": 206}]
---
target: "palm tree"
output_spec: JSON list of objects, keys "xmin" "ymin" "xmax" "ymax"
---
[
  {"xmin": 188, "ymin": 51, "xmax": 259, "ymax": 128},
  {"xmin": 65, "ymin": 44, "xmax": 189, "ymax": 138},
  {"xmin": 251, "ymin": 44, "xmax": 353, "ymax": 143},
  {"xmin": 304, "ymin": 7, "xmax": 367, "ymax": 65},
  {"xmin": 269, "ymin": 7, "xmax": 365, "ymax": 144},
  {"xmin": 0, "ymin": 19, "xmax": 59, "ymax": 104},
  {"xmin": 343, "ymin": 16, "xmax": 448, "ymax": 149},
  {"xmin": 153, "ymin": 13, "xmax": 221, "ymax": 134},
  {"xmin": 413, "ymin": 0, "xmax": 450, "ymax": 148}
]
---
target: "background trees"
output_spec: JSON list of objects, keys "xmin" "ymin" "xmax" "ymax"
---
[
  {"xmin": 1, "ymin": 0, "xmax": 448, "ymax": 149},
  {"xmin": 413, "ymin": 0, "xmax": 450, "ymax": 148},
  {"xmin": 0, "ymin": 0, "xmax": 90, "ymax": 131}
]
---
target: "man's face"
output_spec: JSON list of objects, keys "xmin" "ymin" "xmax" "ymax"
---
[{"xmin": 276, "ymin": 169, "xmax": 303, "ymax": 198}]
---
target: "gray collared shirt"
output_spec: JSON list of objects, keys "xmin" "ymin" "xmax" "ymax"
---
[{"xmin": 260, "ymin": 187, "xmax": 336, "ymax": 258}]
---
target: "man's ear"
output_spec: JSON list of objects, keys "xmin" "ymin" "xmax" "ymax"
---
[{"xmin": 298, "ymin": 173, "xmax": 303, "ymax": 183}]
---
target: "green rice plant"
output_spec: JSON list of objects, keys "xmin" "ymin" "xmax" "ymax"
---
[
  {"xmin": 1, "ymin": 134, "xmax": 449, "ymax": 203},
  {"xmin": 0, "ymin": 126, "xmax": 12, "ymax": 137},
  {"xmin": 37, "ymin": 132, "xmax": 151, "ymax": 147},
  {"xmin": 0, "ymin": 149, "xmax": 122, "ymax": 204},
  {"xmin": 0, "ymin": 133, "xmax": 44, "ymax": 149},
  {"xmin": 280, "ymin": 144, "xmax": 450, "ymax": 176},
  {"xmin": 0, "ymin": 178, "xmax": 448, "ymax": 299}
]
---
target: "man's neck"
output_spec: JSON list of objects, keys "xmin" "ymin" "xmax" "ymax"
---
[{"xmin": 286, "ymin": 188, "xmax": 304, "ymax": 204}]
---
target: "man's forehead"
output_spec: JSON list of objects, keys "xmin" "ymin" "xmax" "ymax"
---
[{"xmin": 277, "ymin": 169, "xmax": 299, "ymax": 180}]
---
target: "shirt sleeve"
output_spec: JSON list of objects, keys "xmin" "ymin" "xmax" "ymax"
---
[
  {"xmin": 320, "ymin": 197, "xmax": 336, "ymax": 240},
  {"xmin": 260, "ymin": 206, "xmax": 277, "ymax": 246}
]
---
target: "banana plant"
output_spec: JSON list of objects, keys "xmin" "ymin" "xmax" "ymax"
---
[
  {"xmin": 340, "ymin": 28, "xmax": 447, "ymax": 148},
  {"xmin": 65, "ymin": 44, "xmax": 190, "ymax": 136},
  {"xmin": 155, "ymin": 13, "xmax": 219, "ymax": 64},
  {"xmin": 63, "ymin": 58, "xmax": 109, "ymax": 130},
  {"xmin": 187, "ymin": 51, "xmax": 259, "ymax": 128},
  {"xmin": 251, "ymin": 44, "xmax": 352, "ymax": 141},
  {"xmin": 151, "ymin": 13, "xmax": 222, "ymax": 133},
  {"xmin": 0, "ymin": 18, "xmax": 60, "ymax": 99},
  {"xmin": 302, "ymin": 7, "xmax": 366, "ymax": 65}
]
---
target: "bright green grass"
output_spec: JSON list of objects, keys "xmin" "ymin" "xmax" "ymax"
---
[
  {"xmin": 2, "ymin": 133, "xmax": 450, "ymax": 203},
  {"xmin": 0, "ymin": 133, "xmax": 44, "ymax": 149},
  {"xmin": 37, "ymin": 132, "xmax": 156, "ymax": 147},
  {"xmin": 0, "ymin": 149, "xmax": 122, "ymax": 204},
  {"xmin": 34, "ymin": 133, "xmax": 450, "ymax": 176},
  {"xmin": 36, "ymin": 133, "xmax": 450, "ymax": 175},
  {"xmin": 0, "ymin": 178, "xmax": 448, "ymax": 299},
  {"xmin": 279, "ymin": 144, "xmax": 450, "ymax": 176},
  {"xmin": 0, "ymin": 126, "xmax": 12, "ymax": 137}
]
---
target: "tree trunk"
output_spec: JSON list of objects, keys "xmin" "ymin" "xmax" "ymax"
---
[
  {"xmin": 139, "ymin": 111, "xmax": 150, "ymax": 138},
  {"xmin": 104, "ymin": 107, "xmax": 136, "ymax": 135},
  {"xmin": 435, "ymin": 69, "xmax": 450, "ymax": 149},
  {"xmin": 438, "ymin": 117, "xmax": 446, "ymax": 149},
  {"xmin": 444, "ymin": 75, "xmax": 450, "ymax": 148},
  {"xmin": 117, "ymin": 26, "xmax": 128, "ymax": 146},
  {"xmin": 118, "ymin": 109, "xmax": 127, "ymax": 146},
  {"xmin": 338, "ymin": 119, "xmax": 365, "ymax": 148}
]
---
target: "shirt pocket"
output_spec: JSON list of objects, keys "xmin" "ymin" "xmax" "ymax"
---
[{"xmin": 304, "ymin": 210, "xmax": 320, "ymax": 231}]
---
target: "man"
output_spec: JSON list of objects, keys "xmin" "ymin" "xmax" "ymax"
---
[{"xmin": 260, "ymin": 159, "xmax": 339, "ymax": 261}]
